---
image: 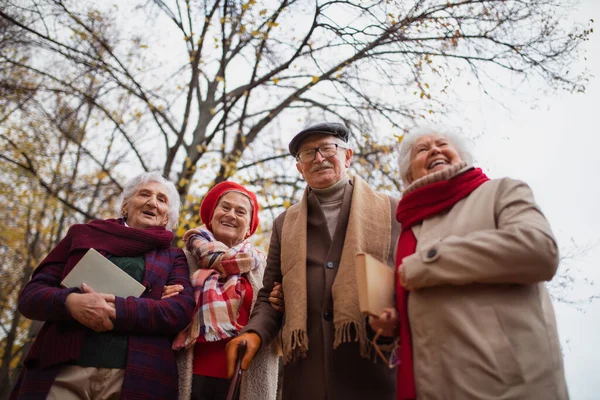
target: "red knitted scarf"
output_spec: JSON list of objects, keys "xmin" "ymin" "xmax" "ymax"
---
[{"xmin": 394, "ymin": 167, "xmax": 489, "ymax": 399}]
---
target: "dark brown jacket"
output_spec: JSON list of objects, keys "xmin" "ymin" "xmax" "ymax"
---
[{"xmin": 243, "ymin": 180, "xmax": 400, "ymax": 400}]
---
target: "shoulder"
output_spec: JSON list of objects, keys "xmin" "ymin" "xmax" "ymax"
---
[
  {"xmin": 385, "ymin": 194, "xmax": 400, "ymax": 209},
  {"xmin": 475, "ymin": 177, "xmax": 533, "ymax": 198},
  {"xmin": 155, "ymin": 246, "xmax": 186, "ymax": 260},
  {"xmin": 273, "ymin": 209, "xmax": 288, "ymax": 229}
]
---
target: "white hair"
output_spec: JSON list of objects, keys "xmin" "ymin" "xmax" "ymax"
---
[
  {"xmin": 120, "ymin": 171, "xmax": 181, "ymax": 230},
  {"xmin": 397, "ymin": 125, "xmax": 473, "ymax": 185}
]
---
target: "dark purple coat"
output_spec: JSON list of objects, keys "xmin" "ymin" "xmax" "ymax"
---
[{"xmin": 10, "ymin": 221, "xmax": 195, "ymax": 400}]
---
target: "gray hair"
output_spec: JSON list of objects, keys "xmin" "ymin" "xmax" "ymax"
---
[
  {"xmin": 120, "ymin": 171, "xmax": 181, "ymax": 230},
  {"xmin": 397, "ymin": 126, "xmax": 473, "ymax": 185}
]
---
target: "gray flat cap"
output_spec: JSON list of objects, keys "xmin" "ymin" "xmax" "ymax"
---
[{"xmin": 288, "ymin": 122, "xmax": 350, "ymax": 156}]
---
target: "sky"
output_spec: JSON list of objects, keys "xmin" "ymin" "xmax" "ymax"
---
[{"xmin": 449, "ymin": 1, "xmax": 600, "ymax": 398}]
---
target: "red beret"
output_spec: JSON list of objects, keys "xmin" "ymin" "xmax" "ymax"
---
[{"xmin": 200, "ymin": 181, "xmax": 260, "ymax": 236}]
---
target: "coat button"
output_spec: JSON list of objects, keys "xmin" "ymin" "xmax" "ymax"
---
[
  {"xmin": 427, "ymin": 249, "xmax": 437, "ymax": 259},
  {"xmin": 326, "ymin": 261, "xmax": 336, "ymax": 269},
  {"xmin": 323, "ymin": 311, "xmax": 333, "ymax": 321}
]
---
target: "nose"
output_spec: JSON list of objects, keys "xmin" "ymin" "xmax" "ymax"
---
[
  {"xmin": 314, "ymin": 151, "xmax": 326, "ymax": 163},
  {"xmin": 429, "ymin": 145, "xmax": 441, "ymax": 155},
  {"xmin": 147, "ymin": 195, "xmax": 159, "ymax": 207}
]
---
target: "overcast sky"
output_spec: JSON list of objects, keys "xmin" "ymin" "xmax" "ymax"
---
[{"xmin": 450, "ymin": 1, "xmax": 600, "ymax": 398}]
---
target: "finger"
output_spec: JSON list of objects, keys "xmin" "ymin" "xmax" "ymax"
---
[
  {"xmin": 272, "ymin": 305, "xmax": 284, "ymax": 313},
  {"xmin": 161, "ymin": 292, "xmax": 180, "ymax": 299},
  {"xmin": 100, "ymin": 294, "xmax": 116, "ymax": 303},
  {"xmin": 163, "ymin": 285, "xmax": 184, "ymax": 296},
  {"xmin": 269, "ymin": 297, "xmax": 283, "ymax": 306},
  {"xmin": 226, "ymin": 340, "xmax": 241, "ymax": 378},
  {"xmin": 81, "ymin": 282, "xmax": 96, "ymax": 293},
  {"xmin": 241, "ymin": 342, "xmax": 259, "ymax": 371},
  {"xmin": 107, "ymin": 306, "xmax": 116, "ymax": 321}
]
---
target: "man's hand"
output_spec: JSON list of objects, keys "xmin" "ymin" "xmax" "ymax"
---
[
  {"xmin": 65, "ymin": 283, "xmax": 116, "ymax": 332},
  {"xmin": 368, "ymin": 307, "xmax": 399, "ymax": 338},
  {"xmin": 268, "ymin": 282, "xmax": 284, "ymax": 313},
  {"xmin": 226, "ymin": 332, "xmax": 262, "ymax": 378},
  {"xmin": 161, "ymin": 284, "xmax": 184, "ymax": 299}
]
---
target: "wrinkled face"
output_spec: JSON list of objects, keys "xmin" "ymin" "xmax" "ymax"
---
[
  {"xmin": 295, "ymin": 134, "xmax": 353, "ymax": 189},
  {"xmin": 123, "ymin": 181, "xmax": 170, "ymax": 230},
  {"xmin": 408, "ymin": 134, "xmax": 463, "ymax": 183},
  {"xmin": 210, "ymin": 191, "xmax": 253, "ymax": 247}
]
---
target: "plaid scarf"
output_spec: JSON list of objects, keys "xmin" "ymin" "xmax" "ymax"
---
[{"xmin": 173, "ymin": 226, "xmax": 265, "ymax": 348}]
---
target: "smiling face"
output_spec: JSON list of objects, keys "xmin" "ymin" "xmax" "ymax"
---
[
  {"xmin": 123, "ymin": 181, "xmax": 170, "ymax": 230},
  {"xmin": 210, "ymin": 191, "xmax": 253, "ymax": 247},
  {"xmin": 295, "ymin": 134, "xmax": 353, "ymax": 189},
  {"xmin": 408, "ymin": 134, "xmax": 463, "ymax": 183}
]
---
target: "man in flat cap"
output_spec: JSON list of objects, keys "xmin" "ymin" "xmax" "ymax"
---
[{"xmin": 226, "ymin": 122, "xmax": 400, "ymax": 400}]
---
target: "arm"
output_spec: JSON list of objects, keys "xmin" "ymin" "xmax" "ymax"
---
[
  {"xmin": 401, "ymin": 179, "xmax": 559, "ymax": 290},
  {"xmin": 112, "ymin": 248, "xmax": 195, "ymax": 335},
  {"xmin": 18, "ymin": 235, "xmax": 79, "ymax": 322},
  {"xmin": 240, "ymin": 215, "xmax": 284, "ymax": 345}
]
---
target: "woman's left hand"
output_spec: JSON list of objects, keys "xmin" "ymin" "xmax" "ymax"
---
[
  {"xmin": 161, "ymin": 284, "xmax": 184, "ymax": 299},
  {"xmin": 368, "ymin": 307, "xmax": 399, "ymax": 338}
]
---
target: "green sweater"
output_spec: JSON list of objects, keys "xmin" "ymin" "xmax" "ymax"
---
[{"xmin": 76, "ymin": 256, "xmax": 145, "ymax": 369}]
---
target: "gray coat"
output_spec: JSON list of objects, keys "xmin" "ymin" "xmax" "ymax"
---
[{"xmin": 243, "ymin": 180, "xmax": 400, "ymax": 400}]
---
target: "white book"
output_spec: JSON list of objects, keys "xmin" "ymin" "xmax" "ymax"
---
[{"xmin": 61, "ymin": 248, "xmax": 146, "ymax": 298}]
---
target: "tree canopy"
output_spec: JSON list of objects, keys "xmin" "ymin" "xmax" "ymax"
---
[{"xmin": 0, "ymin": 0, "xmax": 591, "ymax": 395}]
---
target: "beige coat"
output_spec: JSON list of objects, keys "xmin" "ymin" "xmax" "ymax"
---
[
  {"xmin": 177, "ymin": 250, "xmax": 279, "ymax": 400},
  {"xmin": 401, "ymin": 177, "xmax": 568, "ymax": 399}
]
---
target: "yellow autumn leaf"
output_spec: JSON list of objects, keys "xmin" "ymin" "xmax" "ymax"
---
[
  {"xmin": 311, "ymin": 76, "xmax": 319, "ymax": 83},
  {"xmin": 259, "ymin": 9, "xmax": 267, "ymax": 15},
  {"xmin": 273, "ymin": 77, "xmax": 279, "ymax": 84}
]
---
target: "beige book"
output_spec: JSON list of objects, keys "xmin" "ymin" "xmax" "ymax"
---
[
  {"xmin": 355, "ymin": 252, "xmax": 395, "ymax": 317},
  {"xmin": 61, "ymin": 248, "xmax": 146, "ymax": 298}
]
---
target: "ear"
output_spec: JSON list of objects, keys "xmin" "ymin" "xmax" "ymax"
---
[
  {"xmin": 344, "ymin": 148, "xmax": 353, "ymax": 168},
  {"xmin": 406, "ymin": 170, "xmax": 414, "ymax": 185},
  {"xmin": 296, "ymin": 162, "xmax": 305, "ymax": 178}
]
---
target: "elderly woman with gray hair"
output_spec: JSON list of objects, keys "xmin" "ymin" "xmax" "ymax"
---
[
  {"xmin": 374, "ymin": 127, "xmax": 568, "ymax": 400},
  {"xmin": 11, "ymin": 171, "xmax": 195, "ymax": 400}
]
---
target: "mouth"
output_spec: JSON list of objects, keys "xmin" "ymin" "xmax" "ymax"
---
[
  {"xmin": 142, "ymin": 210, "xmax": 156, "ymax": 217},
  {"xmin": 220, "ymin": 221, "xmax": 238, "ymax": 229},
  {"xmin": 310, "ymin": 163, "xmax": 333, "ymax": 173},
  {"xmin": 428, "ymin": 159, "xmax": 449, "ymax": 169}
]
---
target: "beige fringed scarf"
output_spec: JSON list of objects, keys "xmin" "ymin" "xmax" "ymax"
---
[{"xmin": 280, "ymin": 175, "xmax": 392, "ymax": 365}]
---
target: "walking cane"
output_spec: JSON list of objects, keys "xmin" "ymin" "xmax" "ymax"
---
[{"xmin": 226, "ymin": 340, "xmax": 247, "ymax": 400}]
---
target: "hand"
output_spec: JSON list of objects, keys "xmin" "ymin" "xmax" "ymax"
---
[
  {"xmin": 161, "ymin": 284, "xmax": 184, "ymax": 299},
  {"xmin": 368, "ymin": 307, "xmax": 399, "ymax": 338},
  {"xmin": 268, "ymin": 282, "xmax": 284, "ymax": 313},
  {"xmin": 66, "ymin": 283, "xmax": 116, "ymax": 332},
  {"xmin": 226, "ymin": 332, "xmax": 262, "ymax": 378}
]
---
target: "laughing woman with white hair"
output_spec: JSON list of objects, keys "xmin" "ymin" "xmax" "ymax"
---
[
  {"xmin": 374, "ymin": 126, "xmax": 568, "ymax": 400},
  {"xmin": 11, "ymin": 171, "xmax": 195, "ymax": 400}
]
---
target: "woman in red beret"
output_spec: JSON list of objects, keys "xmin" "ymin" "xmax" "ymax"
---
[{"xmin": 163, "ymin": 181, "xmax": 279, "ymax": 400}]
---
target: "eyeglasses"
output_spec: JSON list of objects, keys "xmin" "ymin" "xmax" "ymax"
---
[{"xmin": 295, "ymin": 143, "xmax": 345, "ymax": 163}]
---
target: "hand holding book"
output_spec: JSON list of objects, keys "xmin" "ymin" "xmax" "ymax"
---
[{"xmin": 65, "ymin": 282, "xmax": 116, "ymax": 332}]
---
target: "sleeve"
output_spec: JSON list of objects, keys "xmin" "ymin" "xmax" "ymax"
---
[
  {"xmin": 401, "ymin": 179, "xmax": 560, "ymax": 290},
  {"xmin": 240, "ymin": 215, "xmax": 284, "ymax": 346},
  {"xmin": 112, "ymin": 248, "xmax": 195, "ymax": 335},
  {"xmin": 17, "ymin": 233, "xmax": 79, "ymax": 322}
]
